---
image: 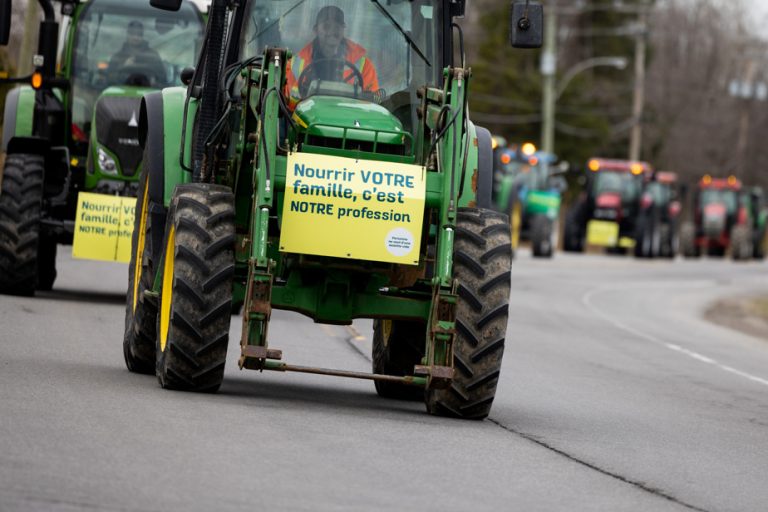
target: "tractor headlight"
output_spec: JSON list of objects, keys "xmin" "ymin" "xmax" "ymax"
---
[{"xmin": 97, "ymin": 147, "xmax": 117, "ymax": 174}]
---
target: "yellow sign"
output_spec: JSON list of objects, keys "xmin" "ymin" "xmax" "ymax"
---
[
  {"xmin": 618, "ymin": 236, "xmax": 636, "ymax": 249},
  {"xmin": 586, "ymin": 220, "xmax": 619, "ymax": 247},
  {"xmin": 280, "ymin": 153, "xmax": 426, "ymax": 265},
  {"xmin": 72, "ymin": 192, "xmax": 136, "ymax": 263}
]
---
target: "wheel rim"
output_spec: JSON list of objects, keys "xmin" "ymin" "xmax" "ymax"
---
[
  {"xmin": 159, "ymin": 226, "xmax": 176, "ymax": 352},
  {"xmin": 381, "ymin": 319, "xmax": 392, "ymax": 348},
  {"xmin": 511, "ymin": 203, "xmax": 522, "ymax": 250},
  {"xmin": 132, "ymin": 179, "xmax": 150, "ymax": 313}
]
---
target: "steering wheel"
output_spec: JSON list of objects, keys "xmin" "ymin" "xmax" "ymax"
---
[
  {"xmin": 297, "ymin": 58, "xmax": 365, "ymax": 98},
  {"xmin": 115, "ymin": 64, "xmax": 157, "ymax": 87}
]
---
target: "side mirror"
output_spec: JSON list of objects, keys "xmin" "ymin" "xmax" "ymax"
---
[
  {"xmin": 510, "ymin": 1, "xmax": 543, "ymax": 49},
  {"xmin": 180, "ymin": 67, "xmax": 195, "ymax": 86},
  {"xmin": 450, "ymin": 0, "xmax": 467, "ymax": 18},
  {"xmin": 150, "ymin": 0, "xmax": 182, "ymax": 12},
  {"xmin": 0, "ymin": 0, "xmax": 11, "ymax": 46}
]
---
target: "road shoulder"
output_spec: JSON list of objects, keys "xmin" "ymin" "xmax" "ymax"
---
[{"xmin": 706, "ymin": 295, "xmax": 768, "ymax": 342}]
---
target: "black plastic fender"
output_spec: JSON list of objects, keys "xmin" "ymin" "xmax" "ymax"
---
[
  {"xmin": 474, "ymin": 125, "xmax": 493, "ymax": 209},
  {"xmin": 1, "ymin": 88, "xmax": 20, "ymax": 152},
  {"xmin": 138, "ymin": 91, "xmax": 167, "ymax": 264}
]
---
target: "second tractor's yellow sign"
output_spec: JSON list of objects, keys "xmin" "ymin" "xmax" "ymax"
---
[
  {"xmin": 280, "ymin": 153, "xmax": 426, "ymax": 265},
  {"xmin": 72, "ymin": 192, "xmax": 136, "ymax": 263}
]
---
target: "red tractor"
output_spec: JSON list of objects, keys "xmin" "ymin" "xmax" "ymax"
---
[
  {"xmin": 564, "ymin": 158, "xmax": 652, "ymax": 253},
  {"xmin": 634, "ymin": 171, "xmax": 683, "ymax": 258},
  {"xmin": 680, "ymin": 176, "xmax": 752, "ymax": 259}
]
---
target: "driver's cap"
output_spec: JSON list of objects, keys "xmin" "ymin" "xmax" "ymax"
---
[{"xmin": 315, "ymin": 5, "xmax": 345, "ymax": 27}]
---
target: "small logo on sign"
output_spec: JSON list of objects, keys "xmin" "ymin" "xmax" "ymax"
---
[{"xmin": 385, "ymin": 228, "xmax": 414, "ymax": 257}]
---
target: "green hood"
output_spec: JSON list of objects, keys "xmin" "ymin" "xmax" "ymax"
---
[{"xmin": 293, "ymin": 96, "xmax": 405, "ymax": 146}]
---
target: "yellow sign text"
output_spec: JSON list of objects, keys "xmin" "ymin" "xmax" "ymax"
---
[{"xmin": 72, "ymin": 192, "xmax": 136, "ymax": 263}]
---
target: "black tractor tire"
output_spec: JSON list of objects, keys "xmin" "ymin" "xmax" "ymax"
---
[
  {"xmin": 531, "ymin": 214, "xmax": 554, "ymax": 258},
  {"xmin": 563, "ymin": 207, "xmax": 584, "ymax": 253},
  {"xmin": 680, "ymin": 222, "xmax": 699, "ymax": 258},
  {"xmin": 634, "ymin": 218, "xmax": 650, "ymax": 258},
  {"xmin": 156, "ymin": 184, "xmax": 235, "ymax": 393},
  {"xmin": 754, "ymin": 228, "xmax": 767, "ymax": 260},
  {"xmin": 635, "ymin": 217, "xmax": 660, "ymax": 259},
  {"xmin": 425, "ymin": 208, "xmax": 511, "ymax": 420},
  {"xmin": 36, "ymin": 234, "xmax": 57, "ymax": 291},
  {"xmin": 730, "ymin": 225, "xmax": 752, "ymax": 262},
  {"xmin": 372, "ymin": 319, "xmax": 425, "ymax": 401},
  {"xmin": 0, "ymin": 154, "xmax": 44, "ymax": 296},
  {"xmin": 123, "ymin": 168, "xmax": 160, "ymax": 374},
  {"xmin": 659, "ymin": 224, "xmax": 676, "ymax": 259}
]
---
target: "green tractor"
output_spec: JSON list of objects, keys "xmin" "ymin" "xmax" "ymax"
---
[
  {"xmin": 123, "ymin": 0, "xmax": 543, "ymax": 419},
  {"xmin": 492, "ymin": 141, "xmax": 566, "ymax": 258},
  {"xmin": 0, "ymin": 0, "xmax": 204, "ymax": 295}
]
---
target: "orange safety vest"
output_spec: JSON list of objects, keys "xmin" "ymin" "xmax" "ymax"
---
[{"xmin": 285, "ymin": 39, "xmax": 380, "ymax": 109}]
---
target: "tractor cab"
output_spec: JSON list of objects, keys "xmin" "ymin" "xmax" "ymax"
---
[
  {"xmin": 239, "ymin": 0, "xmax": 451, "ymax": 161},
  {"xmin": 695, "ymin": 175, "xmax": 741, "ymax": 236},
  {"xmin": 586, "ymin": 158, "xmax": 650, "ymax": 220},
  {"xmin": 73, "ymin": 0, "xmax": 204, "ymax": 193}
]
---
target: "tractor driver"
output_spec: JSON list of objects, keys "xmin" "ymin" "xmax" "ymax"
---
[
  {"xmin": 108, "ymin": 21, "xmax": 166, "ymax": 86},
  {"xmin": 285, "ymin": 5, "xmax": 380, "ymax": 108}
]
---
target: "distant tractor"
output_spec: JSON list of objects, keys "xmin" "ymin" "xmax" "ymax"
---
[
  {"xmin": 741, "ymin": 186, "xmax": 767, "ymax": 260},
  {"xmin": 563, "ymin": 158, "xmax": 651, "ymax": 253},
  {"xmin": 0, "ymin": 0, "xmax": 204, "ymax": 295},
  {"xmin": 492, "ymin": 142, "xmax": 566, "ymax": 257},
  {"xmin": 680, "ymin": 176, "xmax": 757, "ymax": 260},
  {"xmin": 634, "ymin": 171, "xmax": 682, "ymax": 259}
]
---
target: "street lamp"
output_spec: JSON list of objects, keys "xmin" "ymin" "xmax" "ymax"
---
[
  {"xmin": 555, "ymin": 57, "xmax": 628, "ymax": 100},
  {"xmin": 540, "ymin": 54, "xmax": 628, "ymax": 154}
]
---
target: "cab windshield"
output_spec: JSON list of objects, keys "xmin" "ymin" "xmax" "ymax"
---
[
  {"xmin": 71, "ymin": 0, "xmax": 203, "ymax": 129},
  {"xmin": 595, "ymin": 172, "xmax": 642, "ymax": 201},
  {"xmin": 240, "ymin": 0, "xmax": 441, "ymax": 127},
  {"xmin": 646, "ymin": 182, "xmax": 671, "ymax": 205},
  {"xmin": 701, "ymin": 189, "xmax": 738, "ymax": 213}
]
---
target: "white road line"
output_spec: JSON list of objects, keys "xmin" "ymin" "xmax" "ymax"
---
[{"xmin": 582, "ymin": 286, "xmax": 768, "ymax": 388}]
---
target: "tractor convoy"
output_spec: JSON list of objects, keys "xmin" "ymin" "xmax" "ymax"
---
[{"xmin": 0, "ymin": 0, "xmax": 204, "ymax": 295}]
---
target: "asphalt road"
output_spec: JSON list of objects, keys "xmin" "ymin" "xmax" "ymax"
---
[{"xmin": 1, "ymin": 250, "xmax": 767, "ymax": 512}]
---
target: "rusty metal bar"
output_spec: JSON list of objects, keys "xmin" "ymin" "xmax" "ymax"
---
[{"xmin": 262, "ymin": 360, "xmax": 427, "ymax": 387}]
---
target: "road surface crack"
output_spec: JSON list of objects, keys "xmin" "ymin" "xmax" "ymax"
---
[{"xmin": 487, "ymin": 418, "xmax": 711, "ymax": 512}]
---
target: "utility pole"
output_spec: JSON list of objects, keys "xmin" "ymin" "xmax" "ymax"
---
[
  {"xmin": 19, "ymin": 2, "xmax": 40, "ymax": 76},
  {"xmin": 540, "ymin": 1, "xmax": 557, "ymax": 154},
  {"xmin": 628, "ymin": 7, "xmax": 648, "ymax": 162},
  {"xmin": 734, "ymin": 61, "xmax": 757, "ymax": 180}
]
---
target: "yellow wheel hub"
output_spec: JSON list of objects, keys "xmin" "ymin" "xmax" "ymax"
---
[
  {"xmin": 159, "ymin": 226, "xmax": 176, "ymax": 352},
  {"xmin": 132, "ymin": 179, "xmax": 150, "ymax": 313},
  {"xmin": 511, "ymin": 202, "xmax": 522, "ymax": 250},
  {"xmin": 381, "ymin": 320, "xmax": 392, "ymax": 348}
]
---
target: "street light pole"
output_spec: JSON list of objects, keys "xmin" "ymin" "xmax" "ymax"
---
[{"xmin": 540, "ymin": 2, "xmax": 557, "ymax": 154}]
